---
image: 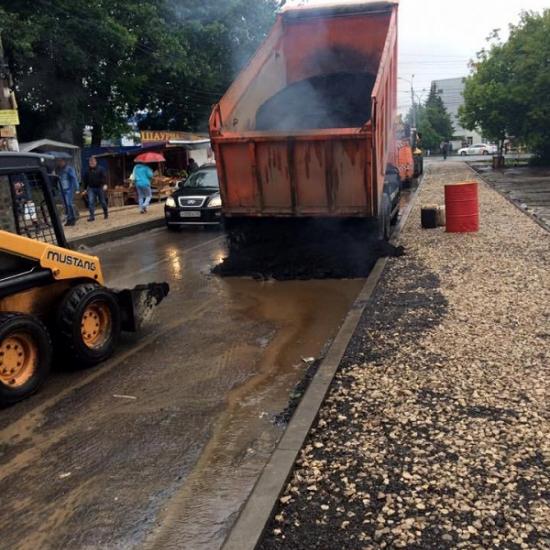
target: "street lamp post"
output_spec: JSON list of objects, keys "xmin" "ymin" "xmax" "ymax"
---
[
  {"xmin": 410, "ymin": 75, "xmax": 416, "ymax": 128},
  {"xmin": 399, "ymin": 75, "xmax": 417, "ymax": 129}
]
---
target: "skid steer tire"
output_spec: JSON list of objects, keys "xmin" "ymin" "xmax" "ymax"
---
[
  {"xmin": 0, "ymin": 313, "xmax": 52, "ymax": 407},
  {"xmin": 57, "ymin": 283, "xmax": 121, "ymax": 368}
]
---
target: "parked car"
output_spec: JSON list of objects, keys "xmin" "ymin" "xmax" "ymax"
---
[
  {"xmin": 164, "ymin": 164, "xmax": 222, "ymax": 229},
  {"xmin": 458, "ymin": 143, "xmax": 498, "ymax": 156}
]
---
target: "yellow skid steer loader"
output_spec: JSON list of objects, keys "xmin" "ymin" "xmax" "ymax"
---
[{"xmin": 0, "ymin": 152, "xmax": 169, "ymax": 406}]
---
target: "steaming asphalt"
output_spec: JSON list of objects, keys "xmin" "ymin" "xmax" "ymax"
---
[{"xmin": 0, "ymin": 227, "xmax": 364, "ymax": 549}]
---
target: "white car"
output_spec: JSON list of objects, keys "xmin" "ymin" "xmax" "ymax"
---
[{"xmin": 458, "ymin": 143, "xmax": 498, "ymax": 156}]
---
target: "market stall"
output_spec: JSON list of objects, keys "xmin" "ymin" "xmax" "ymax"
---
[
  {"xmin": 20, "ymin": 139, "xmax": 81, "ymax": 178},
  {"xmin": 92, "ymin": 142, "xmax": 201, "ymax": 206}
]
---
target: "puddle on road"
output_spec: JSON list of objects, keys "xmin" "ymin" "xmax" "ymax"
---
[
  {"xmin": 144, "ymin": 277, "xmax": 364, "ymax": 550},
  {"xmin": 228, "ymin": 278, "xmax": 364, "ymax": 368},
  {"xmin": 0, "ymin": 229, "xmax": 365, "ymax": 550}
]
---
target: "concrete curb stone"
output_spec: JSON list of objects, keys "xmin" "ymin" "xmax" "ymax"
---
[{"xmin": 68, "ymin": 218, "xmax": 165, "ymax": 249}]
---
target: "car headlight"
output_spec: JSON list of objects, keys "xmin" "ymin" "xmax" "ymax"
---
[
  {"xmin": 166, "ymin": 197, "xmax": 176, "ymax": 208},
  {"xmin": 207, "ymin": 194, "xmax": 222, "ymax": 208}
]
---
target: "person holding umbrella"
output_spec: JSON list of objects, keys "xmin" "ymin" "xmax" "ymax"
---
[{"xmin": 132, "ymin": 152, "xmax": 165, "ymax": 213}]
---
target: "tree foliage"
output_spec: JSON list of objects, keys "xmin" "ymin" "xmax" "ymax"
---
[
  {"xmin": 424, "ymin": 83, "xmax": 454, "ymax": 142},
  {"xmin": 0, "ymin": 0, "xmax": 278, "ymax": 145},
  {"xmin": 406, "ymin": 84, "xmax": 454, "ymax": 151},
  {"xmin": 460, "ymin": 9, "xmax": 550, "ymax": 161},
  {"xmin": 139, "ymin": 0, "xmax": 279, "ymax": 132}
]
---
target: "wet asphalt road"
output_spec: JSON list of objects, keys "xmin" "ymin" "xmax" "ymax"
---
[{"xmin": 0, "ymin": 228, "xmax": 363, "ymax": 550}]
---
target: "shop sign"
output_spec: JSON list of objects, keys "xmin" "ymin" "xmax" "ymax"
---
[
  {"xmin": 0, "ymin": 126, "xmax": 17, "ymax": 137},
  {"xmin": 0, "ymin": 110, "xmax": 20, "ymax": 126},
  {"xmin": 141, "ymin": 130, "xmax": 188, "ymax": 144}
]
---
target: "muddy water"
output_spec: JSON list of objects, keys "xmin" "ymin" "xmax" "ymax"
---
[
  {"xmin": 0, "ymin": 229, "xmax": 363, "ymax": 550},
  {"xmin": 144, "ymin": 277, "xmax": 364, "ymax": 549}
]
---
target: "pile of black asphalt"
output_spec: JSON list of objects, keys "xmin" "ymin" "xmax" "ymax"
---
[
  {"xmin": 255, "ymin": 72, "xmax": 376, "ymax": 131},
  {"xmin": 212, "ymin": 233, "xmax": 404, "ymax": 281}
]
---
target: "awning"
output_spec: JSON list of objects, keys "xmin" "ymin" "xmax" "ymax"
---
[{"xmin": 168, "ymin": 139, "xmax": 211, "ymax": 150}]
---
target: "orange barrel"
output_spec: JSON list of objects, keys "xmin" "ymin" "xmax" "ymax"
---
[{"xmin": 444, "ymin": 182, "xmax": 479, "ymax": 233}]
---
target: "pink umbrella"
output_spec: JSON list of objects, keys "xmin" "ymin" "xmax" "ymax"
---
[{"xmin": 134, "ymin": 152, "xmax": 166, "ymax": 163}]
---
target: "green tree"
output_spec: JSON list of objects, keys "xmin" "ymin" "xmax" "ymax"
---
[
  {"xmin": 0, "ymin": 0, "xmax": 180, "ymax": 145},
  {"xmin": 139, "ymin": 0, "xmax": 278, "ymax": 132},
  {"xmin": 405, "ymin": 88, "xmax": 453, "ymax": 152},
  {"xmin": 0, "ymin": 0, "xmax": 279, "ymax": 144},
  {"xmin": 460, "ymin": 10, "xmax": 550, "ymax": 161},
  {"xmin": 416, "ymin": 105, "xmax": 442, "ymax": 152},
  {"xmin": 424, "ymin": 83, "xmax": 454, "ymax": 142}
]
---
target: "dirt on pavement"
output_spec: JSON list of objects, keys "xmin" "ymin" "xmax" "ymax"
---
[{"xmin": 0, "ymin": 229, "xmax": 365, "ymax": 550}]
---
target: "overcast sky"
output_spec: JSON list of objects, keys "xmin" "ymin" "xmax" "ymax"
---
[
  {"xmin": 286, "ymin": 0, "xmax": 548, "ymax": 113},
  {"xmin": 397, "ymin": 0, "xmax": 548, "ymax": 112}
]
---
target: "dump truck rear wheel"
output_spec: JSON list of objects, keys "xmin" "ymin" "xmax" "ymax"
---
[
  {"xmin": 57, "ymin": 284, "xmax": 121, "ymax": 368},
  {"xmin": 0, "ymin": 313, "xmax": 52, "ymax": 406}
]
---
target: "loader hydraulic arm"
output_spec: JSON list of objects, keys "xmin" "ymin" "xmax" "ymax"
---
[{"xmin": 0, "ymin": 230, "xmax": 105, "ymax": 285}]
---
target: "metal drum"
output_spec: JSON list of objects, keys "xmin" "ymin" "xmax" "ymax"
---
[{"xmin": 445, "ymin": 182, "xmax": 479, "ymax": 233}]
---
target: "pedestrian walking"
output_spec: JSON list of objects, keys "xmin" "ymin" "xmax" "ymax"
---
[
  {"xmin": 56, "ymin": 158, "xmax": 79, "ymax": 226},
  {"xmin": 83, "ymin": 156, "xmax": 109, "ymax": 222},
  {"xmin": 188, "ymin": 157, "xmax": 199, "ymax": 173},
  {"xmin": 442, "ymin": 140, "xmax": 449, "ymax": 161},
  {"xmin": 133, "ymin": 162, "xmax": 154, "ymax": 213}
]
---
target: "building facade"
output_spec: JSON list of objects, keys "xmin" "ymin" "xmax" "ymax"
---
[{"xmin": 432, "ymin": 77, "xmax": 484, "ymax": 151}]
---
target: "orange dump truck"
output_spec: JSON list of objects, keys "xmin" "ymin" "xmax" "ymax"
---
[
  {"xmin": 209, "ymin": 1, "xmax": 400, "ymax": 242},
  {"xmin": 397, "ymin": 140, "xmax": 414, "ymax": 184}
]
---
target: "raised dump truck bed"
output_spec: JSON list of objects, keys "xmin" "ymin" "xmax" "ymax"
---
[{"xmin": 209, "ymin": 1, "xmax": 398, "ymax": 228}]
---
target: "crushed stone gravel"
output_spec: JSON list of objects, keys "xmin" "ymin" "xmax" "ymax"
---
[{"xmin": 259, "ymin": 161, "xmax": 550, "ymax": 550}]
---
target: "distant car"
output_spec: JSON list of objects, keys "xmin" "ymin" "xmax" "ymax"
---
[
  {"xmin": 458, "ymin": 143, "xmax": 498, "ymax": 156},
  {"xmin": 164, "ymin": 164, "xmax": 222, "ymax": 229}
]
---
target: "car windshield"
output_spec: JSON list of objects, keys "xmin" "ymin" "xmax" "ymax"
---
[{"xmin": 183, "ymin": 169, "xmax": 219, "ymax": 189}]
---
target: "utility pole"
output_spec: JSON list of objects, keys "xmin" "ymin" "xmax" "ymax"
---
[
  {"xmin": 0, "ymin": 33, "xmax": 19, "ymax": 151},
  {"xmin": 410, "ymin": 74, "xmax": 416, "ymax": 130}
]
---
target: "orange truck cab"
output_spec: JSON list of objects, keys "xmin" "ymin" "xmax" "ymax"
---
[
  {"xmin": 397, "ymin": 141, "xmax": 414, "ymax": 184},
  {"xmin": 210, "ymin": 1, "xmax": 400, "ymax": 241}
]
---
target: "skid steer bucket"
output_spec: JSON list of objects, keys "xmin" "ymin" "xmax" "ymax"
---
[{"xmin": 115, "ymin": 282, "xmax": 170, "ymax": 332}]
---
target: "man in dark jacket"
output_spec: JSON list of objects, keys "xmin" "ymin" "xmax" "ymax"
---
[
  {"xmin": 84, "ymin": 156, "xmax": 109, "ymax": 221},
  {"xmin": 441, "ymin": 140, "xmax": 450, "ymax": 161},
  {"xmin": 188, "ymin": 157, "xmax": 199, "ymax": 173}
]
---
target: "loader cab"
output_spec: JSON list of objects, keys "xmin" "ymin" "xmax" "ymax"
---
[
  {"xmin": 0, "ymin": 153, "xmax": 66, "ymax": 248},
  {"xmin": 0, "ymin": 153, "xmax": 170, "ymax": 407}
]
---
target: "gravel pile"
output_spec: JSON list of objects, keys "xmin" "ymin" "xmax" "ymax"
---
[{"xmin": 260, "ymin": 161, "xmax": 550, "ymax": 549}]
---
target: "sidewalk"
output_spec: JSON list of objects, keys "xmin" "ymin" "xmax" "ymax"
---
[
  {"xmin": 260, "ymin": 161, "xmax": 550, "ymax": 549},
  {"xmin": 469, "ymin": 162, "xmax": 550, "ymax": 231},
  {"xmin": 64, "ymin": 202, "xmax": 165, "ymax": 248}
]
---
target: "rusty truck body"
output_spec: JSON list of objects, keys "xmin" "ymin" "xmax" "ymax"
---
[{"xmin": 209, "ymin": 1, "xmax": 399, "ymax": 240}]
